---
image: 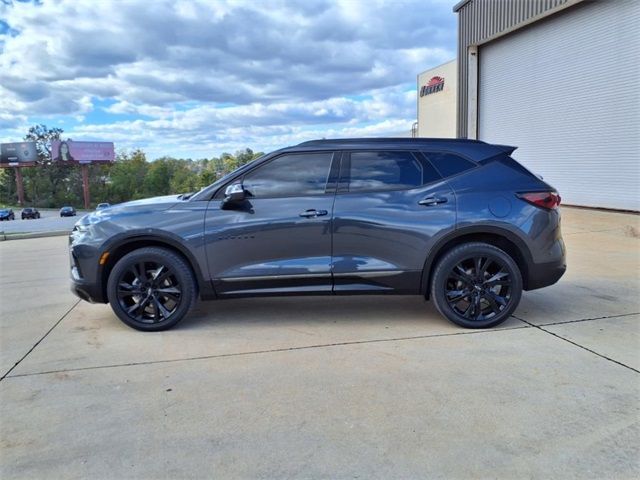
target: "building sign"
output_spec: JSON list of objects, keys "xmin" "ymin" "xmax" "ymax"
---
[
  {"xmin": 420, "ymin": 76, "xmax": 445, "ymax": 97},
  {"xmin": 51, "ymin": 140, "xmax": 115, "ymax": 164},
  {"xmin": 0, "ymin": 142, "xmax": 38, "ymax": 167}
]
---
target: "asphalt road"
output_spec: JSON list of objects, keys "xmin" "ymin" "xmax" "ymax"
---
[
  {"xmin": 0, "ymin": 209, "xmax": 86, "ymax": 234},
  {"xmin": 0, "ymin": 207, "xmax": 638, "ymax": 479}
]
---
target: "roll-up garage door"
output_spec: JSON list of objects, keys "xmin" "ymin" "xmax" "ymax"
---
[{"xmin": 478, "ymin": 0, "xmax": 639, "ymax": 211}]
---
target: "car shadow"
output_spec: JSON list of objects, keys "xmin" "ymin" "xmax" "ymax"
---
[{"xmin": 177, "ymin": 295, "xmax": 447, "ymax": 331}]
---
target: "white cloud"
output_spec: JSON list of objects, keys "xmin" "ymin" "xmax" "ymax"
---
[{"xmin": 0, "ymin": 0, "xmax": 456, "ymax": 157}]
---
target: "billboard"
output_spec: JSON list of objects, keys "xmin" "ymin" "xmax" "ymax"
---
[
  {"xmin": 50, "ymin": 140, "xmax": 115, "ymax": 164},
  {"xmin": 0, "ymin": 142, "xmax": 38, "ymax": 167}
]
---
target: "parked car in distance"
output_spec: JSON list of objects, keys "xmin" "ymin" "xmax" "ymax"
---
[
  {"xmin": 0, "ymin": 208, "xmax": 15, "ymax": 221},
  {"xmin": 96, "ymin": 203, "xmax": 110, "ymax": 210},
  {"xmin": 21, "ymin": 207, "xmax": 40, "ymax": 220},
  {"xmin": 70, "ymin": 138, "xmax": 566, "ymax": 332},
  {"xmin": 60, "ymin": 206, "xmax": 77, "ymax": 217}
]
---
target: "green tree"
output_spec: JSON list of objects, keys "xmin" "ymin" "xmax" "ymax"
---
[
  {"xmin": 143, "ymin": 158, "xmax": 172, "ymax": 196},
  {"xmin": 108, "ymin": 150, "xmax": 149, "ymax": 203}
]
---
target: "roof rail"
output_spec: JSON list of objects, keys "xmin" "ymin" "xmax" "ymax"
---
[{"xmin": 297, "ymin": 137, "xmax": 485, "ymax": 146}]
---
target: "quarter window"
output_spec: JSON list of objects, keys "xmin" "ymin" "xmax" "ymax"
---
[
  {"xmin": 347, "ymin": 151, "xmax": 431, "ymax": 192},
  {"xmin": 424, "ymin": 152, "xmax": 476, "ymax": 178},
  {"xmin": 242, "ymin": 153, "xmax": 333, "ymax": 198}
]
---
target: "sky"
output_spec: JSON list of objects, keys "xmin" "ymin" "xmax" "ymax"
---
[{"xmin": 0, "ymin": 0, "xmax": 457, "ymax": 160}]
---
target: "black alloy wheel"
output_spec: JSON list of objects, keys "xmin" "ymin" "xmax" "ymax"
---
[
  {"xmin": 107, "ymin": 247, "xmax": 197, "ymax": 331},
  {"xmin": 431, "ymin": 242, "xmax": 522, "ymax": 329}
]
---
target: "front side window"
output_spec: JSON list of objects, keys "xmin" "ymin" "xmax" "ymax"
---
[
  {"xmin": 347, "ymin": 151, "xmax": 432, "ymax": 192},
  {"xmin": 242, "ymin": 153, "xmax": 333, "ymax": 198}
]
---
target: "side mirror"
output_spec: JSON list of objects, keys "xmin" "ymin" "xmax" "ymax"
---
[{"xmin": 222, "ymin": 183, "xmax": 246, "ymax": 207}]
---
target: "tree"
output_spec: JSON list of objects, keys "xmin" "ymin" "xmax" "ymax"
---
[
  {"xmin": 24, "ymin": 124, "xmax": 64, "ymax": 164},
  {"xmin": 21, "ymin": 125, "xmax": 68, "ymax": 206},
  {"xmin": 1, "ymin": 124, "xmax": 264, "ymax": 207},
  {"xmin": 107, "ymin": 150, "xmax": 149, "ymax": 203}
]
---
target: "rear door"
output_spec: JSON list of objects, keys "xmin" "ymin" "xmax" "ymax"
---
[
  {"xmin": 331, "ymin": 150, "xmax": 455, "ymax": 293},
  {"xmin": 205, "ymin": 151, "xmax": 338, "ymax": 295}
]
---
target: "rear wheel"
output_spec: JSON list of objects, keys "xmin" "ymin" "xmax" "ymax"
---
[
  {"xmin": 431, "ymin": 242, "xmax": 522, "ymax": 329},
  {"xmin": 107, "ymin": 247, "xmax": 197, "ymax": 331}
]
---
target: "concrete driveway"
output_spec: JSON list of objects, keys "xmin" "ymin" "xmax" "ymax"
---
[{"xmin": 1, "ymin": 207, "xmax": 638, "ymax": 479}]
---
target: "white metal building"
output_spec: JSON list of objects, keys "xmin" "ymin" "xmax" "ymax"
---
[{"xmin": 454, "ymin": 0, "xmax": 640, "ymax": 211}]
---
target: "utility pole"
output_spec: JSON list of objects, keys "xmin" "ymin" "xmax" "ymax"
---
[{"xmin": 14, "ymin": 167, "xmax": 25, "ymax": 206}]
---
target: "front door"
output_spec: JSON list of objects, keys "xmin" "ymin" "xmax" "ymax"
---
[{"xmin": 204, "ymin": 152, "xmax": 337, "ymax": 296}]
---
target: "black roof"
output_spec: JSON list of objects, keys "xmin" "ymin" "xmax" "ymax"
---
[{"xmin": 290, "ymin": 138, "xmax": 514, "ymax": 162}]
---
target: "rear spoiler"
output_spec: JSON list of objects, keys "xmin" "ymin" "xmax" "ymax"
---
[{"xmin": 495, "ymin": 144, "xmax": 518, "ymax": 155}]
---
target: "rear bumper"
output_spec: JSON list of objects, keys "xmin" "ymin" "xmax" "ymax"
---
[{"xmin": 525, "ymin": 258, "xmax": 566, "ymax": 291}]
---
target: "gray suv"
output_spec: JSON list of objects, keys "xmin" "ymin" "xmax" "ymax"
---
[{"xmin": 70, "ymin": 138, "xmax": 566, "ymax": 331}]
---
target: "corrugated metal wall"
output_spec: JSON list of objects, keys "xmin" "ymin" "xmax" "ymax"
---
[{"xmin": 455, "ymin": 0, "xmax": 574, "ymax": 137}]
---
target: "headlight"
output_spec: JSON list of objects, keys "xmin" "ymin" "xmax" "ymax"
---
[{"xmin": 73, "ymin": 224, "xmax": 91, "ymax": 232}]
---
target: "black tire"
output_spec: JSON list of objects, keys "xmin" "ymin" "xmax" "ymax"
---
[
  {"xmin": 430, "ymin": 242, "xmax": 522, "ymax": 329},
  {"xmin": 107, "ymin": 247, "xmax": 197, "ymax": 331}
]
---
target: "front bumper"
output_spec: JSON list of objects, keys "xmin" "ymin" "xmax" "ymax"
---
[{"xmin": 69, "ymin": 236, "xmax": 108, "ymax": 303}]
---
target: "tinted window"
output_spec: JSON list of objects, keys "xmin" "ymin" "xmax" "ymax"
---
[
  {"xmin": 424, "ymin": 152, "xmax": 476, "ymax": 178},
  {"xmin": 243, "ymin": 153, "xmax": 333, "ymax": 198},
  {"xmin": 348, "ymin": 151, "xmax": 432, "ymax": 192}
]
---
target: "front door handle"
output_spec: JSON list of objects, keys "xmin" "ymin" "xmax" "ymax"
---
[
  {"xmin": 299, "ymin": 209, "xmax": 328, "ymax": 218},
  {"xmin": 419, "ymin": 197, "xmax": 448, "ymax": 206}
]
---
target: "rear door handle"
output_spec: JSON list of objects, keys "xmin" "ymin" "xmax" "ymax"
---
[
  {"xmin": 299, "ymin": 209, "xmax": 328, "ymax": 218},
  {"xmin": 419, "ymin": 197, "xmax": 448, "ymax": 206}
]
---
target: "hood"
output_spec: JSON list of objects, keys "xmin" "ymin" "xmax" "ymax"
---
[
  {"xmin": 113, "ymin": 194, "xmax": 182, "ymax": 208},
  {"xmin": 75, "ymin": 194, "xmax": 182, "ymax": 228}
]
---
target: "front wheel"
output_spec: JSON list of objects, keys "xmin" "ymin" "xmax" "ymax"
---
[
  {"xmin": 107, "ymin": 247, "xmax": 197, "ymax": 331},
  {"xmin": 431, "ymin": 242, "xmax": 522, "ymax": 329}
]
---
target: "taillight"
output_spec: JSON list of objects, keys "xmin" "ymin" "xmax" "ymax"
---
[{"xmin": 518, "ymin": 192, "xmax": 561, "ymax": 209}]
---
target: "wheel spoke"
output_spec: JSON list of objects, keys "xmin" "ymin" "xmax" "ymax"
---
[
  {"xmin": 486, "ymin": 291, "xmax": 508, "ymax": 306},
  {"xmin": 129, "ymin": 264, "xmax": 145, "ymax": 284},
  {"xmin": 446, "ymin": 289, "xmax": 470, "ymax": 303},
  {"xmin": 156, "ymin": 286, "xmax": 180, "ymax": 294},
  {"xmin": 118, "ymin": 281, "xmax": 135, "ymax": 291},
  {"xmin": 117, "ymin": 289, "xmax": 136, "ymax": 299},
  {"xmin": 152, "ymin": 265, "xmax": 166, "ymax": 281},
  {"xmin": 485, "ymin": 270, "xmax": 509, "ymax": 284},
  {"xmin": 483, "ymin": 292, "xmax": 501, "ymax": 314},
  {"xmin": 454, "ymin": 265, "xmax": 473, "ymax": 280},
  {"xmin": 474, "ymin": 257, "xmax": 484, "ymax": 277},
  {"xmin": 472, "ymin": 295, "xmax": 482, "ymax": 319},
  {"xmin": 478, "ymin": 257, "xmax": 491, "ymax": 277},
  {"xmin": 155, "ymin": 269, "xmax": 174, "ymax": 284},
  {"xmin": 153, "ymin": 295, "xmax": 172, "ymax": 319},
  {"xmin": 159, "ymin": 292, "xmax": 181, "ymax": 303},
  {"xmin": 126, "ymin": 300, "xmax": 142, "ymax": 315},
  {"xmin": 151, "ymin": 296, "xmax": 160, "ymax": 321},
  {"xmin": 484, "ymin": 279, "xmax": 511, "ymax": 287},
  {"xmin": 137, "ymin": 262, "xmax": 148, "ymax": 282}
]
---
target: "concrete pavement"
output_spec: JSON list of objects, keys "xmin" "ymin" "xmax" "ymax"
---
[{"xmin": 0, "ymin": 206, "xmax": 638, "ymax": 479}]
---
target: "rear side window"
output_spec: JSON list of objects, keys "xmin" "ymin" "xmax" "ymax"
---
[
  {"xmin": 347, "ymin": 151, "xmax": 437, "ymax": 192},
  {"xmin": 424, "ymin": 152, "xmax": 476, "ymax": 178},
  {"xmin": 242, "ymin": 152, "xmax": 333, "ymax": 198}
]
